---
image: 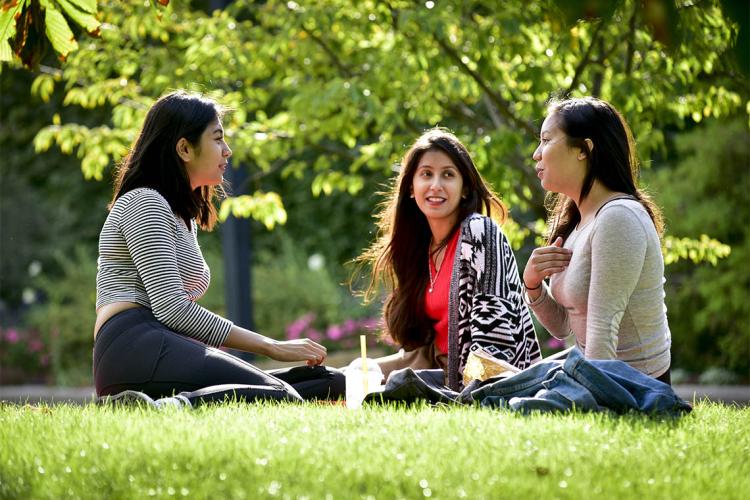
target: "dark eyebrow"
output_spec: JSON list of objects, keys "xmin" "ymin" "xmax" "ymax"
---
[
  {"xmin": 213, "ymin": 127, "xmax": 224, "ymax": 136},
  {"xmin": 417, "ymin": 164, "xmax": 456, "ymax": 170}
]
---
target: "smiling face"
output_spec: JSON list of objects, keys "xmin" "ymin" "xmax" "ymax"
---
[
  {"xmin": 181, "ymin": 118, "xmax": 232, "ymax": 190},
  {"xmin": 411, "ymin": 149, "xmax": 465, "ymax": 230},
  {"xmin": 532, "ymin": 113, "xmax": 587, "ymax": 200}
]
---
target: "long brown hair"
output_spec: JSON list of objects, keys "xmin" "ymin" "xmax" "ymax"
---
[
  {"xmin": 358, "ymin": 128, "xmax": 506, "ymax": 349},
  {"xmin": 544, "ymin": 97, "xmax": 664, "ymax": 243},
  {"xmin": 110, "ymin": 90, "xmax": 226, "ymax": 230}
]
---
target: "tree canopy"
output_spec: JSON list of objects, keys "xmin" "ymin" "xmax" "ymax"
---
[{"xmin": 20, "ymin": 1, "xmax": 745, "ymax": 223}]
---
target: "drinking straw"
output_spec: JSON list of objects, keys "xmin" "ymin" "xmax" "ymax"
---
[{"xmin": 360, "ymin": 335, "xmax": 368, "ymax": 394}]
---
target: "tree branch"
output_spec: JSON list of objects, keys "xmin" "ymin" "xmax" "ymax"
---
[
  {"xmin": 301, "ymin": 26, "xmax": 353, "ymax": 78},
  {"xmin": 235, "ymin": 158, "xmax": 288, "ymax": 193},
  {"xmin": 384, "ymin": 0, "xmax": 400, "ymax": 31},
  {"xmin": 625, "ymin": 3, "xmax": 638, "ymax": 75},
  {"xmin": 432, "ymin": 32, "xmax": 536, "ymax": 137},
  {"xmin": 482, "ymin": 93, "xmax": 503, "ymax": 129},
  {"xmin": 591, "ymin": 38, "xmax": 606, "ymax": 97},
  {"xmin": 566, "ymin": 19, "xmax": 606, "ymax": 95},
  {"xmin": 435, "ymin": 97, "xmax": 494, "ymax": 131}
]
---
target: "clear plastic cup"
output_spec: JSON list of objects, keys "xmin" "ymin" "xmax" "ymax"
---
[{"xmin": 344, "ymin": 358, "xmax": 383, "ymax": 409}]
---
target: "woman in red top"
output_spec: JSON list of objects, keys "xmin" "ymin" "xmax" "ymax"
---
[{"xmin": 359, "ymin": 129, "xmax": 541, "ymax": 390}]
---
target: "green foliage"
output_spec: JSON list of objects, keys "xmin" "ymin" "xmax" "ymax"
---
[
  {"xmin": 1, "ymin": 0, "xmax": 100, "ymax": 67},
  {"xmin": 663, "ymin": 234, "xmax": 732, "ymax": 266},
  {"xmin": 647, "ymin": 117, "xmax": 750, "ymax": 376},
  {"xmin": 0, "ymin": 66, "xmax": 111, "ymax": 308},
  {"xmin": 29, "ymin": 0, "xmax": 746, "ymax": 229},
  {"xmin": 25, "ymin": 246, "xmax": 97, "ymax": 386},
  {"xmin": 1, "ymin": 403, "xmax": 749, "ymax": 499},
  {"xmin": 218, "ymin": 191, "xmax": 287, "ymax": 230},
  {"xmin": 251, "ymin": 233, "xmax": 377, "ymax": 344}
]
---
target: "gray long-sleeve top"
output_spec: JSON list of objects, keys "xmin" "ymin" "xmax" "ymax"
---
[{"xmin": 526, "ymin": 199, "xmax": 671, "ymax": 377}]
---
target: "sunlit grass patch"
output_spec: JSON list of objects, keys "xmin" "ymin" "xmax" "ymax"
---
[{"xmin": 1, "ymin": 402, "xmax": 748, "ymax": 499}]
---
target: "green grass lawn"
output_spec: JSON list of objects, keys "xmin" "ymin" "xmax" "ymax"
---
[{"xmin": 1, "ymin": 401, "xmax": 748, "ymax": 499}]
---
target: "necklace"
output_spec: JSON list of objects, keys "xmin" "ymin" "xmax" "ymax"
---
[{"xmin": 428, "ymin": 243, "xmax": 446, "ymax": 293}]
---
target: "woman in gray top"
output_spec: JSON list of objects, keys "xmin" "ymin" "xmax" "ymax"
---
[{"xmin": 523, "ymin": 97, "xmax": 672, "ymax": 383}]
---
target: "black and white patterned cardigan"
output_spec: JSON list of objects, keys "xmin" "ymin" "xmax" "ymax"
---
[{"xmin": 446, "ymin": 214, "xmax": 542, "ymax": 390}]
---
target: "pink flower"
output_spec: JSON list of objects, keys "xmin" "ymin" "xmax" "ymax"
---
[
  {"xmin": 341, "ymin": 319, "xmax": 358, "ymax": 335},
  {"xmin": 306, "ymin": 329, "xmax": 322, "ymax": 342},
  {"xmin": 5, "ymin": 329, "xmax": 19, "ymax": 344},
  {"xmin": 286, "ymin": 313, "xmax": 316, "ymax": 340},
  {"xmin": 326, "ymin": 325, "xmax": 344, "ymax": 341},
  {"xmin": 28, "ymin": 339, "xmax": 44, "ymax": 353}
]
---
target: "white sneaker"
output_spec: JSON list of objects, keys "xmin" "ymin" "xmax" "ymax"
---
[
  {"xmin": 97, "ymin": 390, "xmax": 156, "ymax": 407},
  {"xmin": 153, "ymin": 394, "xmax": 192, "ymax": 409},
  {"xmin": 97, "ymin": 391, "xmax": 192, "ymax": 410}
]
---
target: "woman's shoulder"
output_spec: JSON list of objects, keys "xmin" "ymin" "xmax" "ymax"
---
[
  {"xmin": 112, "ymin": 187, "xmax": 175, "ymax": 221},
  {"xmin": 115, "ymin": 187, "xmax": 170, "ymax": 210},
  {"xmin": 597, "ymin": 198, "xmax": 649, "ymax": 222},
  {"xmin": 463, "ymin": 212, "xmax": 490, "ymax": 226},
  {"xmin": 595, "ymin": 199, "xmax": 653, "ymax": 236},
  {"xmin": 463, "ymin": 213, "xmax": 503, "ymax": 235},
  {"xmin": 461, "ymin": 214, "xmax": 511, "ymax": 253}
]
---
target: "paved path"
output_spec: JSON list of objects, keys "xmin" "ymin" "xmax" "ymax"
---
[
  {"xmin": 672, "ymin": 385, "xmax": 750, "ymax": 406},
  {"xmin": 1, "ymin": 384, "xmax": 748, "ymax": 406}
]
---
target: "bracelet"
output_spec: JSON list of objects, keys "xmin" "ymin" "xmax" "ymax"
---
[{"xmin": 524, "ymin": 280, "xmax": 542, "ymax": 291}]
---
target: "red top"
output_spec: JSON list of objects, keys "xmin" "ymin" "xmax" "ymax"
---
[{"xmin": 424, "ymin": 229, "xmax": 461, "ymax": 354}]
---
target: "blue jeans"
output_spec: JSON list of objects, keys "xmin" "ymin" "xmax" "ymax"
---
[{"xmin": 468, "ymin": 347, "xmax": 691, "ymax": 415}]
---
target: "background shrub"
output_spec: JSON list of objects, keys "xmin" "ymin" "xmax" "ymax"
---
[
  {"xmin": 647, "ymin": 118, "xmax": 750, "ymax": 378},
  {"xmin": 24, "ymin": 246, "xmax": 97, "ymax": 386}
]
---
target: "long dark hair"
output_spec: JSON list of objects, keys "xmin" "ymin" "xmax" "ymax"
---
[
  {"xmin": 110, "ymin": 90, "xmax": 226, "ymax": 230},
  {"xmin": 544, "ymin": 97, "xmax": 664, "ymax": 243},
  {"xmin": 358, "ymin": 128, "xmax": 506, "ymax": 349}
]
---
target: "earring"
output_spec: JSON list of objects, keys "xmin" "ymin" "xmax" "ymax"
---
[{"xmin": 410, "ymin": 193, "xmax": 415, "ymax": 198}]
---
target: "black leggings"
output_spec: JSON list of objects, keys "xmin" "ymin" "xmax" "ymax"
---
[{"xmin": 93, "ymin": 308, "xmax": 345, "ymax": 404}]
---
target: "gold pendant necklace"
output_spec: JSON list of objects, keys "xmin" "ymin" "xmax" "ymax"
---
[{"xmin": 428, "ymin": 244, "xmax": 445, "ymax": 293}]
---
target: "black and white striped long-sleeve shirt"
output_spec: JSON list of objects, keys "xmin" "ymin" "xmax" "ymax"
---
[{"xmin": 96, "ymin": 187, "xmax": 232, "ymax": 347}]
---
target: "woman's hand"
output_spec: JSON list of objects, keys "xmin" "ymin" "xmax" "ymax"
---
[
  {"xmin": 266, "ymin": 339, "xmax": 327, "ymax": 366},
  {"xmin": 523, "ymin": 237, "xmax": 572, "ymax": 293}
]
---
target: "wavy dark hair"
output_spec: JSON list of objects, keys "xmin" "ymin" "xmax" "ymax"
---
[
  {"xmin": 358, "ymin": 128, "xmax": 506, "ymax": 349},
  {"xmin": 110, "ymin": 90, "xmax": 226, "ymax": 230},
  {"xmin": 544, "ymin": 96, "xmax": 664, "ymax": 243}
]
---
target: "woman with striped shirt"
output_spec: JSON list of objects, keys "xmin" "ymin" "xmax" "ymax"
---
[{"xmin": 93, "ymin": 91, "xmax": 344, "ymax": 405}]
